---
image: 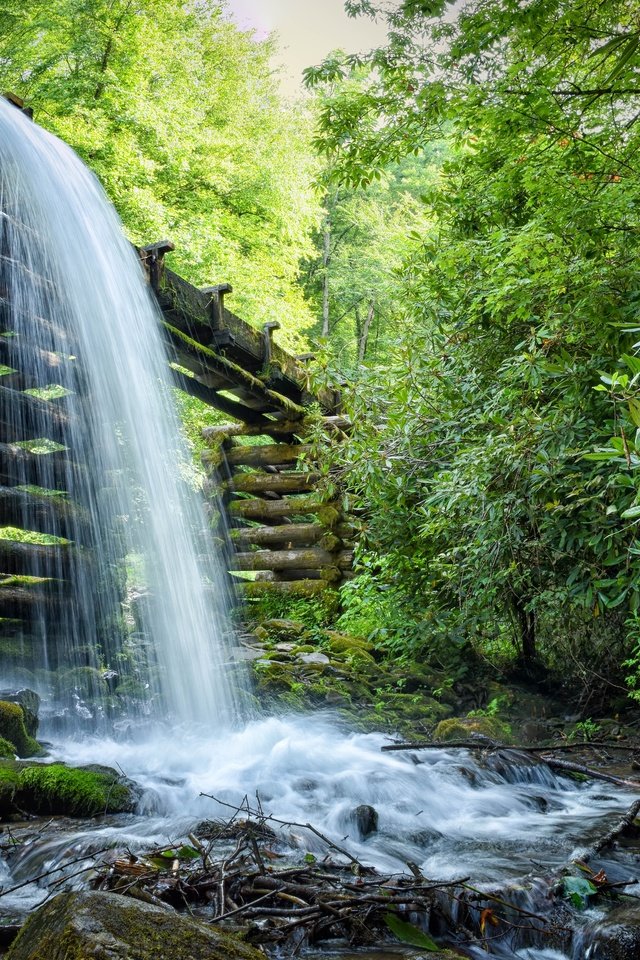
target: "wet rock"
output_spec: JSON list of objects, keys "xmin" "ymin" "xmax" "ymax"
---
[
  {"xmin": 297, "ymin": 652, "xmax": 330, "ymax": 666},
  {"xmin": 583, "ymin": 904, "xmax": 640, "ymax": 959},
  {"xmin": 6, "ymin": 890, "xmax": 264, "ymax": 960},
  {"xmin": 0, "ymin": 690, "xmax": 40, "ymax": 738},
  {"xmin": 351, "ymin": 803, "xmax": 378, "ymax": 838},
  {"xmin": 0, "ymin": 702, "xmax": 42, "ymax": 758},
  {"xmin": 0, "ymin": 762, "xmax": 140, "ymax": 819}
]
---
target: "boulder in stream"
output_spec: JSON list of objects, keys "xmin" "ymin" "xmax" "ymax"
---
[
  {"xmin": 583, "ymin": 904, "xmax": 640, "ymax": 960},
  {"xmin": 6, "ymin": 890, "xmax": 264, "ymax": 960}
]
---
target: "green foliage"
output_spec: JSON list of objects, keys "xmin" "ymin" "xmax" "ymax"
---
[
  {"xmin": 0, "ymin": 0, "xmax": 321, "ymax": 350},
  {"xmin": 308, "ymin": 0, "xmax": 640, "ymax": 695}
]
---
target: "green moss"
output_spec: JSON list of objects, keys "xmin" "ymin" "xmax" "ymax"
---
[
  {"xmin": 57, "ymin": 667, "xmax": 108, "ymax": 700},
  {"xmin": 0, "ymin": 702, "xmax": 42, "ymax": 757},
  {"xmin": 6, "ymin": 890, "xmax": 264, "ymax": 960},
  {"xmin": 0, "ymin": 738, "xmax": 15, "ymax": 759},
  {"xmin": 434, "ymin": 716, "xmax": 511, "ymax": 742},
  {"xmin": 0, "ymin": 763, "xmax": 138, "ymax": 818}
]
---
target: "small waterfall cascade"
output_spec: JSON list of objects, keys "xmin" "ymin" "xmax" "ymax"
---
[{"xmin": 0, "ymin": 97, "xmax": 243, "ymax": 728}]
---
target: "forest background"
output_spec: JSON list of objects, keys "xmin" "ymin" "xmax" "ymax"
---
[{"xmin": 2, "ymin": 0, "xmax": 640, "ymax": 715}]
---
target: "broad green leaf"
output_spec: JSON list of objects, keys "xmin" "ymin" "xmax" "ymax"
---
[{"xmin": 384, "ymin": 912, "xmax": 440, "ymax": 950}]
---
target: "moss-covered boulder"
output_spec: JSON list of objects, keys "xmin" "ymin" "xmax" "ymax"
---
[
  {"xmin": 434, "ymin": 715, "xmax": 511, "ymax": 742},
  {"xmin": 6, "ymin": 890, "xmax": 264, "ymax": 960},
  {"xmin": 0, "ymin": 701, "xmax": 42, "ymax": 757},
  {"xmin": 0, "ymin": 690, "xmax": 40, "ymax": 737},
  {"xmin": 0, "ymin": 762, "xmax": 140, "ymax": 818}
]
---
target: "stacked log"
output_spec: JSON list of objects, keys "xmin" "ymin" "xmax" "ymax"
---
[{"xmin": 201, "ymin": 417, "xmax": 355, "ymax": 597}]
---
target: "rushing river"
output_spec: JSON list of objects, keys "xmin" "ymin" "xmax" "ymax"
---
[{"xmin": 1, "ymin": 716, "xmax": 638, "ymax": 958}]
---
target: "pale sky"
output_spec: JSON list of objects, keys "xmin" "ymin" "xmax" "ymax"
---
[{"xmin": 226, "ymin": 0, "xmax": 389, "ymax": 94}]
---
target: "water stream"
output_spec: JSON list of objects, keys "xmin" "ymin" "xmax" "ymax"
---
[
  {"xmin": 0, "ymin": 98, "xmax": 638, "ymax": 960},
  {"xmin": 0, "ymin": 96, "xmax": 242, "ymax": 727}
]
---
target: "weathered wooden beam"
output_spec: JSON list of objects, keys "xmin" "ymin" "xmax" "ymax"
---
[
  {"xmin": 236, "ymin": 579, "xmax": 331, "ymax": 598},
  {"xmin": 229, "ymin": 496, "xmax": 340, "ymax": 522},
  {"xmin": 0, "ymin": 442, "xmax": 79, "ymax": 490},
  {"xmin": 170, "ymin": 368, "xmax": 272, "ymax": 427},
  {"xmin": 0, "ymin": 539, "xmax": 82, "ymax": 577},
  {"xmin": 0, "ymin": 487, "xmax": 89, "ymax": 542},
  {"xmin": 228, "ymin": 471, "xmax": 320, "ymax": 495},
  {"xmin": 230, "ymin": 522, "xmax": 325, "ymax": 549},
  {"xmin": 233, "ymin": 546, "xmax": 335, "ymax": 572},
  {"xmin": 0, "ymin": 385, "xmax": 72, "ymax": 444},
  {"xmin": 223, "ymin": 443, "xmax": 312, "ymax": 469},
  {"xmin": 201, "ymin": 416, "xmax": 351, "ymax": 445},
  {"xmin": 163, "ymin": 322, "xmax": 307, "ymax": 420}
]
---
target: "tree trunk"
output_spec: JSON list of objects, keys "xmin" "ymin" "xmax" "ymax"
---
[
  {"xmin": 358, "ymin": 300, "xmax": 375, "ymax": 363},
  {"xmin": 322, "ymin": 216, "xmax": 331, "ymax": 337}
]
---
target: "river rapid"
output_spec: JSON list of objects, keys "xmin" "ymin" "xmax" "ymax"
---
[{"xmin": 1, "ymin": 714, "xmax": 638, "ymax": 959}]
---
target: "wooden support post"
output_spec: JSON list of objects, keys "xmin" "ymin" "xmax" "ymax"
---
[
  {"xmin": 139, "ymin": 240, "xmax": 175, "ymax": 292},
  {"xmin": 201, "ymin": 283, "xmax": 233, "ymax": 335}
]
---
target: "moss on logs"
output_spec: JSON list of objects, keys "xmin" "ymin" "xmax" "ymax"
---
[
  {"xmin": 229, "ymin": 495, "xmax": 339, "ymax": 522},
  {"xmin": 238, "ymin": 579, "xmax": 330, "ymax": 598},
  {"xmin": 224, "ymin": 442, "xmax": 313, "ymax": 468},
  {"xmin": 233, "ymin": 546, "xmax": 336, "ymax": 572},
  {"xmin": 228, "ymin": 471, "xmax": 320, "ymax": 495},
  {"xmin": 230, "ymin": 522, "xmax": 327, "ymax": 549},
  {"xmin": 0, "ymin": 487, "xmax": 89, "ymax": 542}
]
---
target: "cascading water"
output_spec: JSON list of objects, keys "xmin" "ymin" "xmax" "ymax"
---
[
  {"xmin": 0, "ymin": 96, "xmax": 243, "ymax": 728},
  {"xmin": 1, "ymin": 97, "xmax": 639, "ymax": 960}
]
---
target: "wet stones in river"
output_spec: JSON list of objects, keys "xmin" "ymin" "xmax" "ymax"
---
[
  {"xmin": 583, "ymin": 904, "xmax": 640, "ymax": 960},
  {"xmin": 5, "ymin": 890, "xmax": 264, "ymax": 960},
  {"xmin": 350, "ymin": 803, "xmax": 379, "ymax": 839}
]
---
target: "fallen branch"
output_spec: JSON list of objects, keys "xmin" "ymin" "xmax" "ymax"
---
[{"xmin": 542, "ymin": 757, "xmax": 640, "ymax": 789}]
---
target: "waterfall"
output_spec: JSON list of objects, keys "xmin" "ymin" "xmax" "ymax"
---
[{"xmin": 0, "ymin": 97, "xmax": 243, "ymax": 729}]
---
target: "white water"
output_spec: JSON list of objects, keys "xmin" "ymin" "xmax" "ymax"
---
[
  {"xmin": 0, "ymin": 97, "xmax": 242, "ymax": 726},
  {"xmin": 1, "ymin": 99, "xmax": 638, "ymax": 960},
  {"xmin": 0, "ymin": 716, "xmax": 636, "ymax": 960}
]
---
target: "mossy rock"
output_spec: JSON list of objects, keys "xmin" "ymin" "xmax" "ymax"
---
[
  {"xmin": 434, "ymin": 716, "xmax": 511, "ymax": 742},
  {"xmin": 0, "ymin": 737, "xmax": 15, "ymax": 759},
  {"xmin": 0, "ymin": 761, "xmax": 140, "ymax": 818},
  {"xmin": 6, "ymin": 890, "xmax": 264, "ymax": 960},
  {"xmin": 260, "ymin": 619, "xmax": 308, "ymax": 642},
  {"xmin": 0, "ymin": 702, "xmax": 42, "ymax": 757},
  {"xmin": 322, "ymin": 630, "xmax": 374, "ymax": 654},
  {"xmin": 56, "ymin": 666, "xmax": 108, "ymax": 700}
]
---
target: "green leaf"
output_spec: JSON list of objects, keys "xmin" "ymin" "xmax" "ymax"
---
[
  {"xmin": 562, "ymin": 876, "xmax": 596, "ymax": 908},
  {"xmin": 384, "ymin": 912, "xmax": 440, "ymax": 950},
  {"xmin": 622, "ymin": 505, "xmax": 640, "ymax": 519},
  {"xmin": 304, "ymin": 852, "xmax": 317, "ymax": 863}
]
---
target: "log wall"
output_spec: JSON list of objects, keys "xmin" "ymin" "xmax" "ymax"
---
[{"xmin": 201, "ymin": 416, "xmax": 356, "ymax": 597}]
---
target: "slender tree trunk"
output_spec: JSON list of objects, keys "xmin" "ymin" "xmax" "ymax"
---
[
  {"xmin": 512, "ymin": 592, "xmax": 536, "ymax": 664},
  {"xmin": 358, "ymin": 300, "xmax": 375, "ymax": 362},
  {"xmin": 322, "ymin": 216, "xmax": 331, "ymax": 337}
]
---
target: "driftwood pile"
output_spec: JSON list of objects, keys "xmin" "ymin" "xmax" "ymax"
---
[{"xmin": 91, "ymin": 797, "xmax": 461, "ymax": 953}]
